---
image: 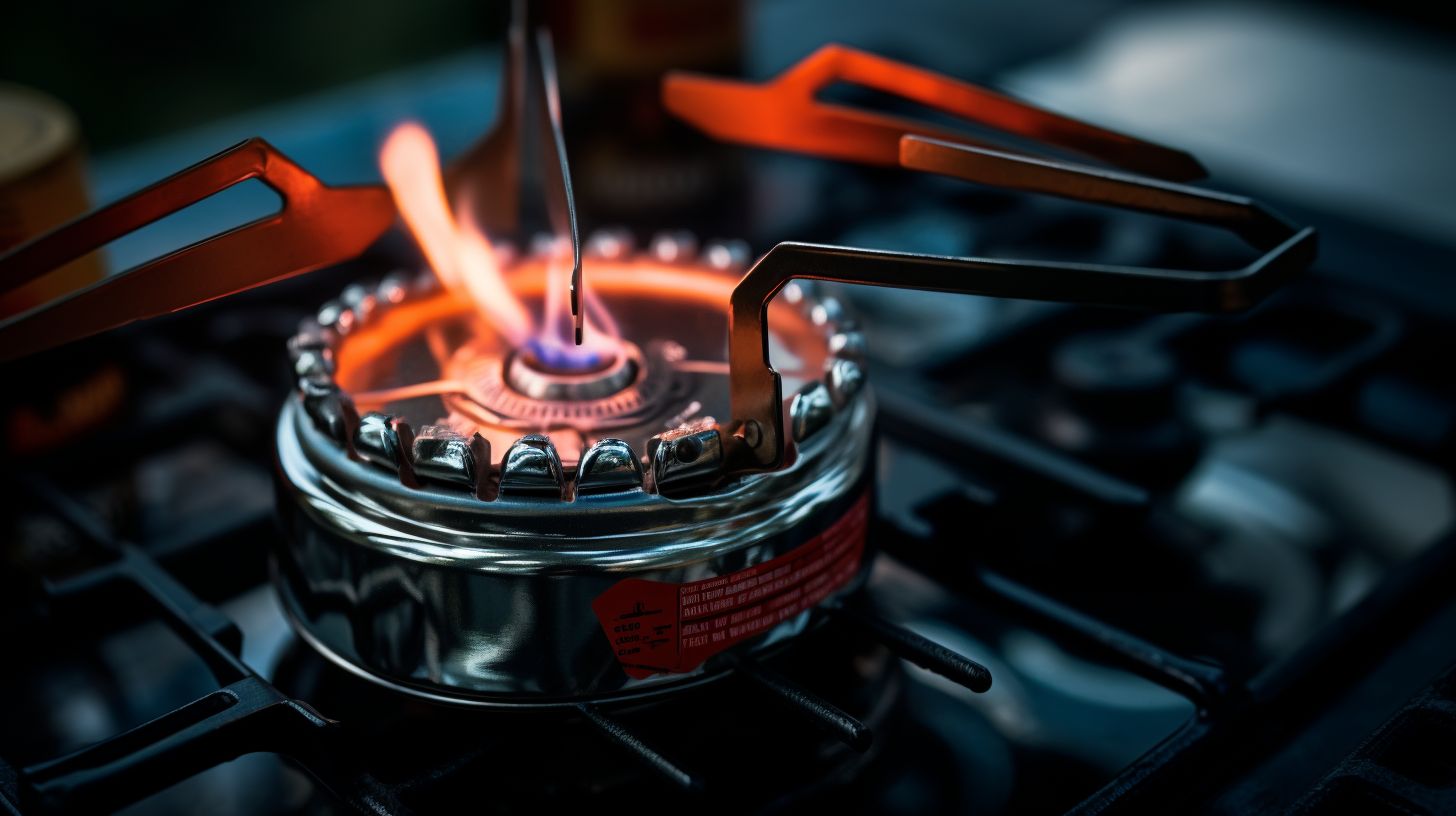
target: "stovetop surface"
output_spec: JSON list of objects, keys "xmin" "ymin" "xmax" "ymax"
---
[{"xmin": 4, "ymin": 6, "xmax": 1456, "ymax": 813}]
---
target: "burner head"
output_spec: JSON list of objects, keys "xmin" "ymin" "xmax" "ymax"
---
[
  {"xmin": 316, "ymin": 235, "xmax": 841, "ymax": 477},
  {"xmin": 274, "ymin": 232, "xmax": 875, "ymax": 706},
  {"xmin": 506, "ymin": 341, "xmax": 636, "ymax": 398}
]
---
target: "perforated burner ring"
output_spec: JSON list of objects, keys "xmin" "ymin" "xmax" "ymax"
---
[{"xmin": 448, "ymin": 337, "xmax": 678, "ymax": 431}]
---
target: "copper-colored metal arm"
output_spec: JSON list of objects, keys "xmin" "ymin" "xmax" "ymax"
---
[
  {"xmin": 664, "ymin": 44, "xmax": 1205, "ymax": 181},
  {"xmin": 726, "ymin": 227, "xmax": 1315, "ymax": 471},
  {"xmin": 727, "ymin": 109, "xmax": 1315, "ymax": 474},
  {"xmin": 901, "ymin": 136, "xmax": 1295, "ymax": 250},
  {"xmin": 664, "ymin": 45, "xmax": 1315, "ymax": 476},
  {"xmin": 0, "ymin": 138, "xmax": 395, "ymax": 362},
  {"xmin": 0, "ymin": 4, "xmax": 582, "ymax": 363}
]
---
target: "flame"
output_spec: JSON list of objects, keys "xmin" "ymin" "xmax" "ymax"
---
[
  {"xmin": 531, "ymin": 240, "xmax": 621, "ymax": 370},
  {"xmin": 380, "ymin": 121, "xmax": 615, "ymax": 366}
]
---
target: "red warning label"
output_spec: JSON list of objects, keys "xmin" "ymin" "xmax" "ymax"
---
[{"xmin": 592, "ymin": 493, "xmax": 869, "ymax": 679}]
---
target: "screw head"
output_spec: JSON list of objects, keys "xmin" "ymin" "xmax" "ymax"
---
[
  {"xmin": 675, "ymin": 434, "xmax": 704, "ymax": 463},
  {"xmin": 742, "ymin": 420, "xmax": 762, "ymax": 449}
]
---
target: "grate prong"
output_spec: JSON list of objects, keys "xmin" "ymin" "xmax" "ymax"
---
[
  {"xmin": 734, "ymin": 657, "xmax": 873, "ymax": 750},
  {"xmin": 576, "ymin": 704, "xmax": 703, "ymax": 792},
  {"xmin": 827, "ymin": 600, "xmax": 992, "ymax": 693}
]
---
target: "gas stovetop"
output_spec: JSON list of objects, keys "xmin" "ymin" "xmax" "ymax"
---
[
  {"xmin": 4, "ymin": 7, "xmax": 1456, "ymax": 815},
  {"xmin": 4, "ymin": 220, "xmax": 1453, "ymax": 815}
]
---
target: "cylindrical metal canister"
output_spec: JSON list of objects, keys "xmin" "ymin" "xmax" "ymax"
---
[{"xmin": 274, "ymin": 234, "xmax": 875, "ymax": 705}]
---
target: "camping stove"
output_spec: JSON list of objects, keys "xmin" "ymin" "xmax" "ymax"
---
[
  {"xmin": 274, "ymin": 232, "xmax": 875, "ymax": 705},
  {"xmin": 0, "ymin": 15, "xmax": 1347, "ymax": 812}
]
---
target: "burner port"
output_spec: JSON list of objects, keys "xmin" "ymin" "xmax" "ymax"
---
[{"xmin": 505, "ymin": 341, "xmax": 641, "ymax": 401}]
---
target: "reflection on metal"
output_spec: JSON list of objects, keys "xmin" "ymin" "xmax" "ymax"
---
[
  {"xmin": 576, "ymin": 438, "xmax": 646, "ymax": 496},
  {"xmin": 274, "ymin": 391, "xmax": 874, "ymax": 703},
  {"xmin": 664, "ymin": 44, "xmax": 1205, "ymax": 179}
]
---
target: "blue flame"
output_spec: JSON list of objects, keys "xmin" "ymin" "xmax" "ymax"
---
[{"xmin": 526, "ymin": 337, "xmax": 603, "ymax": 372}]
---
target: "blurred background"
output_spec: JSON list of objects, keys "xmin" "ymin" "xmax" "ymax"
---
[
  {"xmin": 1, "ymin": 1, "xmax": 1452, "ymax": 154},
  {"xmin": 3, "ymin": 0, "xmax": 1454, "ymax": 251},
  {"xmin": 4, "ymin": 0, "xmax": 1454, "ymax": 236}
]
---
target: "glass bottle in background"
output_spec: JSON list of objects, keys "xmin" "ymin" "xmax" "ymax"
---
[{"xmin": 546, "ymin": 0, "xmax": 748, "ymax": 239}]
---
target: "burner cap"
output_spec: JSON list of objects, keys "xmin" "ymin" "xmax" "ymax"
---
[{"xmin": 504, "ymin": 341, "xmax": 640, "ymax": 401}]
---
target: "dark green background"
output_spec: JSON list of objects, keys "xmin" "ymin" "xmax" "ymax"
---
[{"xmin": 2, "ymin": 0, "xmax": 505, "ymax": 151}]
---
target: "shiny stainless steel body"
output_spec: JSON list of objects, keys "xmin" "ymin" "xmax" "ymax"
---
[
  {"xmin": 274, "ymin": 390, "xmax": 873, "ymax": 705},
  {"xmin": 273, "ymin": 240, "xmax": 876, "ymax": 705}
]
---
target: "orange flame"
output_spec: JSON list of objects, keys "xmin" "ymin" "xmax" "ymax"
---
[{"xmin": 380, "ymin": 123, "xmax": 533, "ymax": 347}]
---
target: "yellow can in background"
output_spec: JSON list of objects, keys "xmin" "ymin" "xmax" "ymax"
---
[{"xmin": 0, "ymin": 83, "xmax": 104, "ymax": 318}]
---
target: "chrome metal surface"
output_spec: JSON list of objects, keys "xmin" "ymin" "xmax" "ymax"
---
[
  {"xmin": 649, "ymin": 424, "xmax": 726, "ymax": 496},
  {"xmin": 302, "ymin": 391, "xmax": 357, "ymax": 448},
  {"xmin": 585, "ymin": 227, "xmax": 633, "ymax": 260},
  {"xmin": 791, "ymin": 382, "xmax": 835, "ymax": 442},
  {"xmin": 650, "ymin": 231, "xmax": 699, "ymax": 264},
  {"xmin": 827, "ymin": 358, "xmax": 865, "ymax": 409},
  {"xmin": 411, "ymin": 425, "xmax": 478, "ymax": 489},
  {"xmin": 704, "ymin": 239, "xmax": 752, "ymax": 271},
  {"xmin": 498, "ymin": 434, "xmax": 567, "ymax": 498},
  {"xmin": 576, "ymin": 438, "xmax": 645, "ymax": 495},
  {"xmin": 448, "ymin": 336, "xmax": 675, "ymax": 437},
  {"xmin": 273, "ymin": 389, "xmax": 874, "ymax": 704},
  {"xmin": 829, "ymin": 331, "xmax": 866, "ymax": 360},
  {"xmin": 353, "ymin": 413, "xmax": 402, "ymax": 470},
  {"xmin": 504, "ymin": 342, "xmax": 641, "ymax": 401}
]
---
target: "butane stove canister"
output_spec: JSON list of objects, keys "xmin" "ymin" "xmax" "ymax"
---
[{"xmin": 273, "ymin": 232, "xmax": 875, "ymax": 706}]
